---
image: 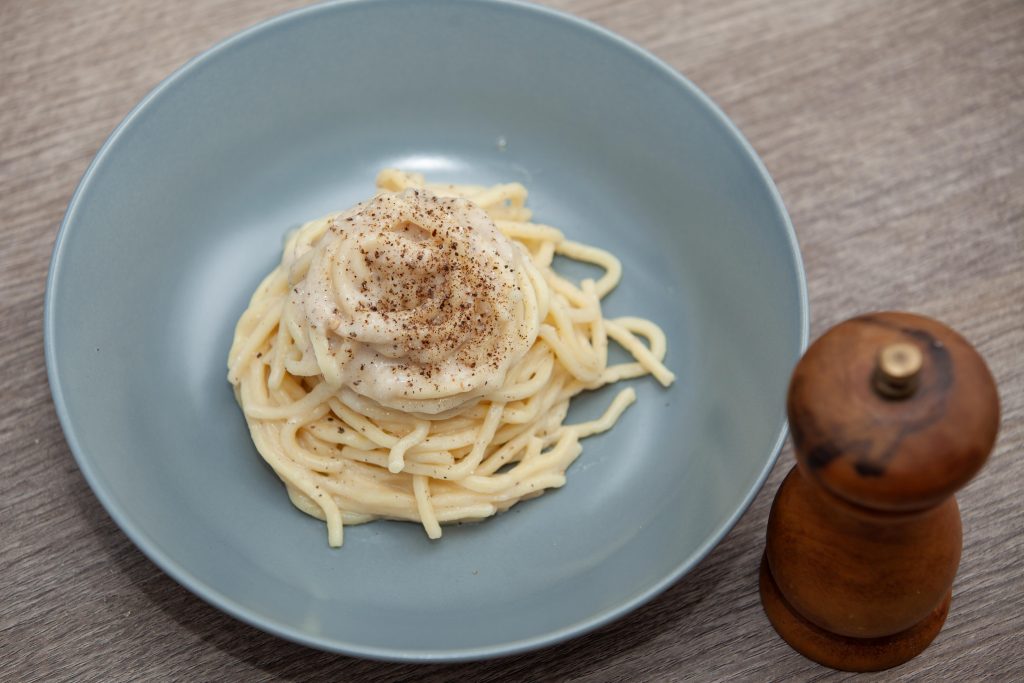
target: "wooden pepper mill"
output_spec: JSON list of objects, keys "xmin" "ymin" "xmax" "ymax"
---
[{"xmin": 759, "ymin": 311, "xmax": 999, "ymax": 671}]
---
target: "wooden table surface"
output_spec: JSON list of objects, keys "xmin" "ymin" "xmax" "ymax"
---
[{"xmin": 3, "ymin": 0, "xmax": 1022, "ymax": 680}]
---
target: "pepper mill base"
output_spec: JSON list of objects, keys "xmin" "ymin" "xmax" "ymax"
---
[{"xmin": 759, "ymin": 553, "xmax": 950, "ymax": 672}]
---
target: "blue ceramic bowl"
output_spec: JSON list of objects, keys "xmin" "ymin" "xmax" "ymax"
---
[{"xmin": 46, "ymin": 0, "xmax": 807, "ymax": 662}]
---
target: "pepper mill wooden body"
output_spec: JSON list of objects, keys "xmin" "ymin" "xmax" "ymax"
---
[{"xmin": 760, "ymin": 312, "xmax": 999, "ymax": 671}]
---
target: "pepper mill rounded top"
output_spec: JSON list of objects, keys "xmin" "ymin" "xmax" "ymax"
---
[{"xmin": 787, "ymin": 311, "xmax": 999, "ymax": 512}]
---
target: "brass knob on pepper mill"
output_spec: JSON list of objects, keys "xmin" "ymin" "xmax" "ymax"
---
[{"xmin": 759, "ymin": 311, "xmax": 1000, "ymax": 671}]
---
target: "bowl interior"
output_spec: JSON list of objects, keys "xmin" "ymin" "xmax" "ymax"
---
[{"xmin": 47, "ymin": 0, "xmax": 806, "ymax": 660}]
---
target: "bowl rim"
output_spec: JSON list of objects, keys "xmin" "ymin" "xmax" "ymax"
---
[{"xmin": 44, "ymin": 0, "xmax": 809, "ymax": 663}]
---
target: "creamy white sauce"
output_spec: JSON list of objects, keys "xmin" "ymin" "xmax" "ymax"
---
[{"xmin": 285, "ymin": 188, "xmax": 539, "ymax": 415}]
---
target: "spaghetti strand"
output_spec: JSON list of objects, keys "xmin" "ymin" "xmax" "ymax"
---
[{"xmin": 228, "ymin": 170, "xmax": 674, "ymax": 547}]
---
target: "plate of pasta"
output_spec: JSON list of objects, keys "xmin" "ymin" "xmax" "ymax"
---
[{"xmin": 45, "ymin": 0, "xmax": 807, "ymax": 662}]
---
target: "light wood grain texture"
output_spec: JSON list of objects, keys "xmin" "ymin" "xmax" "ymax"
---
[{"xmin": 1, "ymin": 0, "xmax": 1021, "ymax": 680}]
